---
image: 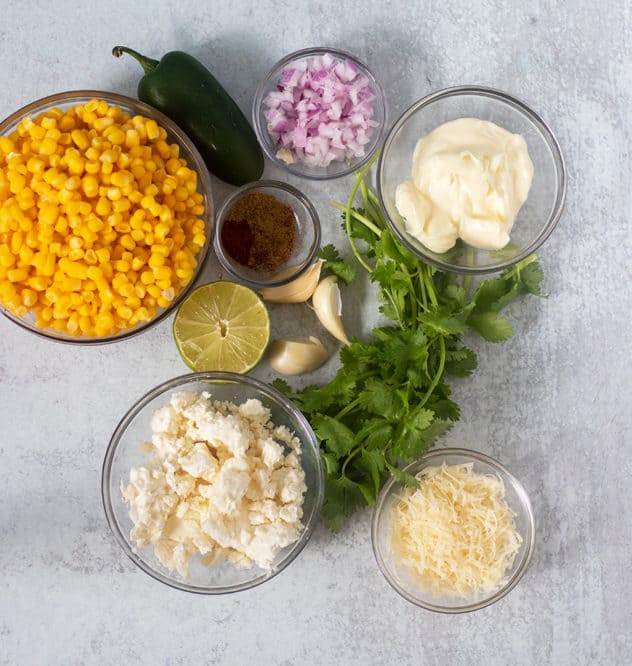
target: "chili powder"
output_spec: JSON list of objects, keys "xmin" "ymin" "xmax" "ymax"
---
[{"xmin": 221, "ymin": 192, "xmax": 296, "ymax": 272}]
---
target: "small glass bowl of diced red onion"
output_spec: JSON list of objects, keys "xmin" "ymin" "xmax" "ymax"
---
[{"xmin": 252, "ymin": 47, "xmax": 387, "ymax": 180}]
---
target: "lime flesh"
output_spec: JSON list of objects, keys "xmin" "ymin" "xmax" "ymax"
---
[{"xmin": 173, "ymin": 281, "xmax": 270, "ymax": 373}]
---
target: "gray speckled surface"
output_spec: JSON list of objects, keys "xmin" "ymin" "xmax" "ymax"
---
[{"xmin": 1, "ymin": 1, "xmax": 630, "ymax": 664}]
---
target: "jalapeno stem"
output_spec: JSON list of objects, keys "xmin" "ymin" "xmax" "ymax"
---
[{"xmin": 112, "ymin": 46, "xmax": 159, "ymax": 74}]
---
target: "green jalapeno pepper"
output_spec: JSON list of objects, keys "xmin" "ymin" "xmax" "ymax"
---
[{"xmin": 113, "ymin": 46, "xmax": 264, "ymax": 186}]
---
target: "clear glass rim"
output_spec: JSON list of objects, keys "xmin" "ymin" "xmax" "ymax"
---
[
  {"xmin": 252, "ymin": 46, "xmax": 388, "ymax": 181},
  {"xmin": 377, "ymin": 85, "xmax": 567, "ymax": 275},
  {"xmin": 213, "ymin": 179, "xmax": 322, "ymax": 289},
  {"xmin": 101, "ymin": 371, "xmax": 325, "ymax": 594},
  {"xmin": 371, "ymin": 447, "xmax": 536, "ymax": 613},
  {"xmin": 0, "ymin": 90, "xmax": 214, "ymax": 345}
]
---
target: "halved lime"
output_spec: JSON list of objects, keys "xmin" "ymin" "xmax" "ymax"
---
[{"xmin": 173, "ymin": 281, "xmax": 270, "ymax": 373}]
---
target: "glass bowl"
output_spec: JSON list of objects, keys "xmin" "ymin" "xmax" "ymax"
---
[
  {"xmin": 252, "ymin": 47, "xmax": 387, "ymax": 180},
  {"xmin": 377, "ymin": 86, "xmax": 567, "ymax": 274},
  {"xmin": 213, "ymin": 180, "xmax": 321, "ymax": 289},
  {"xmin": 371, "ymin": 448, "xmax": 535, "ymax": 613},
  {"xmin": 0, "ymin": 90, "xmax": 214, "ymax": 344},
  {"xmin": 102, "ymin": 371, "xmax": 325, "ymax": 594}
]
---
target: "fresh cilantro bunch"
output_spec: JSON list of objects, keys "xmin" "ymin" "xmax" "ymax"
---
[{"xmin": 274, "ymin": 155, "xmax": 544, "ymax": 531}]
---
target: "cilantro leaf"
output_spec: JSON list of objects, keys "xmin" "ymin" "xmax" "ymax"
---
[
  {"xmin": 318, "ymin": 244, "xmax": 356, "ymax": 285},
  {"xmin": 386, "ymin": 462, "xmax": 420, "ymax": 489},
  {"xmin": 428, "ymin": 397, "xmax": 461, "ymax": 421},
  {"xmin": 444, "ymin": 345, "xmax": 478, "ymax": 377},
  {"xmin": 342, "ymin": 207, "xmax": 378, "ymax": 246},
  {"xmin": 358, "ymin": 377, "xmax": 406, "ymax": 420},
  {"xmin": 322, "ymin": 475, "xmax": 366, "ymax": 531},
  {"xmin": 442, "ymin": 283, "xmax": 467, "ymax": 307},
  {"xmin": 297, "ymin": 371, "xmax": 357, "ymax": 413},
  {"xmin": 271, "ymin": 377, "xmax": 293, "ymax": 396},
  {"xmin": 312, "ymin": 414, "xmax": 356, "ymax": 457},
  {"xmin": 321, "ymin": 452, "xmax": 339, "ymax": 475},
  {"xmin": 471, "ymin": 277, "xmax": 515, "ymax": 314},
  {"xmin": 373, "ymin": 327, "xmax": 430, "ymax": 386},
  {"xmin": 393, "ymin": 408, "xmax": 435, "ymax": 460},
  {"xmin": 418, "ymin": 304, "xmax": 470, "ymax": 336},
  {"xmin": 468, "ymin": 312, "xmax": 514, "ymax": 342},
  {"xmin": 358, "ymin": 449, "xmax": 386, "ymax": 497},
  {"xmin": 520, "ymin": 261, "xmax": 544, "ymax": 295},
  {"xmin": 356, "ymin": 418, "xmax": 393, "ymax": 451}
]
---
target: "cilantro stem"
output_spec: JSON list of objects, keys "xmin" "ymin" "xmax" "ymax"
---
[
  {"xmin": 401, "ymin": 264, "xmax": 417, "ymax": 323},
  {"xmin": 422, "ymin": 265, "xmax": 439, "ymax": 308},
  {"xmin": 335, "ymin": 396, "xmax": 362, "ymax": 420},
  {"xmin": 331, "ymin": 202, "xmax": 382, "ymax": 237},
  {"xmin": 418, "ymin": 336, "xmax": 446, "ymax": 409},
  {"xmin": 341, "ymin": 443, "xmax": 362, "ymax": 473},
  {"xmin": 366, "ymin": 187, "xmax": 382, "ymax": 215},
  {"xmin": 344, "ymin": 156, "xmax": 381, "ymax": 273},
  {"xmin": 416, "ymin": 270, "xmax": 428, "ymax": 311},
  {"xmin": 360, "ymin": 178, "xmax": 383, "ymax": 222}
]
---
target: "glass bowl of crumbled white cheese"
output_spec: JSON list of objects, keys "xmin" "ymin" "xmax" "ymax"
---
[
  {"xmin": 377, "ymin": 86, "xmax": 567, "ymax": 274},
  {"xmin": 102, "ymin": 371, "xmax": 325, "ymax": 593},
  {"xmin": 371, "ymin": 448, "xmax": 535, "ymax": 613}
]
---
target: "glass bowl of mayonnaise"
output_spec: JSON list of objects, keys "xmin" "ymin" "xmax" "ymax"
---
[{"xmin": 377, "ymin": 86, "xmax": 567, "ymax": 274}]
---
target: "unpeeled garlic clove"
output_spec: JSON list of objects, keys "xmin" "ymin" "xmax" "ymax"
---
[
  {"xmin": 260, "ymin": 260, "xmax": 323, "ymax": 303},
  {"xmin": 311, "ymin": 275, "xmax": 350, "ymax": 345},
  {"xmin": 268, "ymin": 336, "xmax": 330, "ymax": 375}
]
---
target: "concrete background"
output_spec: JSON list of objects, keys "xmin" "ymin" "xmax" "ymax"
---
[{"xmin": 1, "ymin": 1, "xmax": 630, "ymax": 664}]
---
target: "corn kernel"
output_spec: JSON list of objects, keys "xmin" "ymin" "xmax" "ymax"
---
[
  {"xmin": 85, "ymin": 265, "xmax": 103, "ymax": 280},
  {"xmin": 59, "ymin": 276, "xmax": 82, "ymax": 292},
  {"xmin": 95, "ymin": 247, "xmax": 110, "ymax": 263},
  {"xmin": 148, "ymin": 253, "xmax": 165, "ymax": 268},
  {"xmin": 117, "ymin": 282, "xmax": 134, "ymax": 298},
  {"xmin": 8, "ymin": 267, "xmax": 29, "ymax": 282},
  {"xmin": 93, "ymin": 116, "xmax": 114, "ymax": 131},
  {"xmin": 130, "ymin": 256, "xmax": 145, "ymax": 271},
  {"xmin": 145, "ymin": 120, "xmax": 160, "ymax": 140},
  {"xmin": 65, "ymin": 261, "xmax": 88, "ymax": 280},
  {"xmin": 28, "ymin": 276, "xmax": 49, "ymax": 291},
  {"xmin": 114, "ymin": 259, "xmax": 130, "ymax": 273},
  {"xmin": 81, "ymin": 175, "xmax": 99, "ymax": 197},
  {"xmin": 71, "ymin": 129, "xmax": 90, "ymax": 150}
]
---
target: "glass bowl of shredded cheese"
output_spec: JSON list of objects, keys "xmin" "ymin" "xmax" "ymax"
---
[
  {"xmin": 0, "ymin": 91, "xmax": 213, "ymax": 344},
  {"xmin": 371, "ymin": 448, "xmax": 535, "ymax": 613},
  {"xmin": 102, "ymin": 371, "xmax": 325, "ymax": 594}
]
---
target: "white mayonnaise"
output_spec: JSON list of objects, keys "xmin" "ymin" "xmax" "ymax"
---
[{"xmin": 395, "ymin": 118, "xmax": 534, "ymax": 253}]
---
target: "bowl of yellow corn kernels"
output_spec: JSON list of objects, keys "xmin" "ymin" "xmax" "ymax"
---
[{"xmin": 0, "ymin": 91, "xmax": 213, "ymax": 343}]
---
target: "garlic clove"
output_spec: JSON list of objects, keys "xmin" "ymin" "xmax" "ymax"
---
[
  {"xmin": 268, "ymin": 336, "xmax": 330, "ymax": 375},
  {"xmin": 260, "ymin": 260, "xmax": 323, "ymax": 303},
  {"xmin": 311, "ymin": 275, "xmax": 350, "ymax": 344}
]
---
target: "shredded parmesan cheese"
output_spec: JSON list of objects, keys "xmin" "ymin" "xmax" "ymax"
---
[{"xmin": 389, "ymin": 462, "xmax": 522, "ymax": 598}]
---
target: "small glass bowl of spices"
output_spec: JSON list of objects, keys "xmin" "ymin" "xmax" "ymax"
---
[{"xmin": 214, "ymin": 181, "xmax": 321, "ymax": 289}]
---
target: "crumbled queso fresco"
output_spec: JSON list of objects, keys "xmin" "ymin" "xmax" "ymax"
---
[{"xmin": 121, "ymin": 391, "xmax": 307, "ymax": 577}]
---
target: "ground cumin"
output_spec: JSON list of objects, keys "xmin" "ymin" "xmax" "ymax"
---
[{"xmin": 221, "ymin": 192, "xmax": 297, "ymax": 271}]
